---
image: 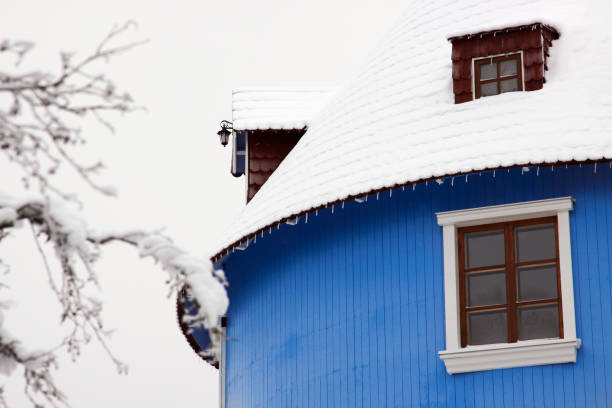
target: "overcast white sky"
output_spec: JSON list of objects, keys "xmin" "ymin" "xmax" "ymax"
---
[{"xmin": 0, "ymin": 0, "xmax": 406, "ymax": 406}]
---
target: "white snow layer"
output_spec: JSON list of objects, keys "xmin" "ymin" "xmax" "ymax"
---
[
  {"xmin": 232, "ymin": 87, "xmax": 335, "ymax": 131},
  {"xmin": 214, "ymin": 0, "xmax": 612, "ymax": 257}
]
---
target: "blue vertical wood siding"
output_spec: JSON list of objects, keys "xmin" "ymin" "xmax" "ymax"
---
[{"xmin": 224, "ymin": 164, "xmax": 612, "ymax": 408}]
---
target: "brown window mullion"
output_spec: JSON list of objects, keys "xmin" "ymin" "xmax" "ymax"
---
[
  {"xmin": 464, "ymin": 264, "xmax": 506, "ymax": 273},
  {"xmin": 496, "ymin": 59, "xmax": 502, "ymax": 95},
  {"xmin": 515, "ymin": 258, "xmax": 558, "ymax": 268},
  {"xmin": 516, "ymin": 298, "xmax": 558, "ymax": 307},
  {"xmin": 465, "ymin": 304, "xmax": 508, "ymax": 312},
  {"xmin": 458, "ymin": 232, "xmax": 468, "ymax": 347},
  {"xmin": 505, "ymin": 224, "xmax": 518, "ymax": 342}
]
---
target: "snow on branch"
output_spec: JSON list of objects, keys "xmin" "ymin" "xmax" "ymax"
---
[
  {"xmin": 0, "ymin": 194, "xmax": 228, "ymax": 406},
  {"xmin": 0, "ymin": 23, "xmax": 227, "ymax": 407}
]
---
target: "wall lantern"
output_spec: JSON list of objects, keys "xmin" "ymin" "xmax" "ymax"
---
[{"xmin": 217, "ymin": 120, "xmax": 233, "ymax": 147}]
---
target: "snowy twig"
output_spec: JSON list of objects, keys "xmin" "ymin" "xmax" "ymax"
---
[
  {"xmin": 0, "ymin": 21, "xmax": 146, "ymax": 199},
  {"xmin": 0, "ymin": 195, "xmax": 228, "ymax": 407},
  {"xmin": 0, "ymin": 24, "xmax": 228, "ymax": 408}
]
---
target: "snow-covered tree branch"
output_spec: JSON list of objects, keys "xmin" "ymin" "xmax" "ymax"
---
[{"xmin": 0, "ymin": 23, "xmax": 228, "ymax": 407}]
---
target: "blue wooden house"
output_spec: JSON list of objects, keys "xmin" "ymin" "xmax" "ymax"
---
[{"xmin": 181, "ymin": 1, "xmax": 612, "ymax": 406}]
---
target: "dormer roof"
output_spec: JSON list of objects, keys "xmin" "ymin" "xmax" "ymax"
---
[
  {"xmin": 232, "ymin": 87, "xmax": 335, "ymax": 131},
  {"xmin": 212, "ymin": 0, "xmax": 612, "ymax": 260}
]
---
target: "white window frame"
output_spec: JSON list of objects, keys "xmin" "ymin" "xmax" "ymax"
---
[
  {"xmin": 471, "ymin": 50, "xmax": 526, "ymax": 100},
  {"xmin": 436, "ymin": 197, "xmax": 581, "ymax": 374}
]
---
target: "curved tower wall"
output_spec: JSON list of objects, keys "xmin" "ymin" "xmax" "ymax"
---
[{"xmin": 224, "ymin": 164, "xmax": 612, "ymax": 408}]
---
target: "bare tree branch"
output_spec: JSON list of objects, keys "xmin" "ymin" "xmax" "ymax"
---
[{"xmin": 0, "ymin": 24, "xmax": 228, "ymax": 407}]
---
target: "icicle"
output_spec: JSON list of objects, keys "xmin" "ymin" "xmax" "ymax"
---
[
  {"xmin": 254, "ymin": 235, "xmax": 257, "ymax": 243},
  {"xmin": 551, "ymin": 166, "xmax": 554, "ymax": 172},
  {"xmin": 451, "ymin": 177, "xmax": 455, "ymax": 186},
  {"xmin": 594, "ymin": 163, "xmax": 597, "ymax": 174},
  {"xmin": 479, "ymin": 172, "xmax": 482, "ymax": 176},
  {"xmin": 493, "ymin": 170, "xmax": 496, "ymax": 178},
  {"xmin": 341, "ymin": 201, "xmax": 345, "ymax": 209},
  {"xmin": 277, "ymin": 223, "xmax": 280, "ymax": 230},
  {"xmin": 306, "ymin": 213, "xmax": 309, "ymax": 223},
  {"xmin": 565, "ymin": 164, "xmax": 568, "ymax": 169},
  {"xmin": 537, "ymin": 167, "xmax": 540, "ymax": 176},
  {"xmin": 269, "ymin": 227, "xmax": 272, "ymax": 234},
  {"xmin": 465, "ymin": 174, "xmax": 468, "ymax": 183},
  {"xmin": 332, "ymin": 205, "xmax": 335, "ymax": 214},
  {"xmin": 579, "ymin": 164, "xmax": 582, "ymax": 168},
  {"xmin": 316, "ymin": 209, "xmax": 318, "ymax": 216},
  {"xmin": 376, "ymin": 193, "xmax": 379, "ymax": 200},
  {"xmin": 609, "ymin": 162, "xmax": 611, "ymax": 168},
  {"xmin": 389, "ymin": 190, "xmax": 392, "ymax": 198},
  {"xmin": 261, "ymin": 231, "xmax": 264, "ymax": 238},
  {"xmin": 402, "ymin": 186, "xmax": 405, "ymax": 191},
  {"xmin": 426, "ymin": 181, "xmax": 428, "ymax": 186},
  {"xmin": 413, "ymin": 184, "xmax": 416, "ymax": 191},
  {"xmin": 365, "ymin": 195, "xmax": 368, "ymax": 202}
]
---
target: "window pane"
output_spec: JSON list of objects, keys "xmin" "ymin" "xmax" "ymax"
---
[
  {"xmin": 515, "ymin": 224, "xmax": 556, "ymax": 263},
  {"xmin": 468, "ymin": 310, "xmax": 507, "ymax": 345},
  {"xmin": 518, "ymin": 304, "xmax": 559, "ymax": 340},
  {"xmin": 479, "ymin": 62, "xmax": 497, "ymax": 80},
  {"xmin": 480, "ymin": 82, "xmax": 498, "ymax": 97},
  {"xmin": 465, "ymin": 230, "xmax": 505, "ymax": 268},
  {"xmin": 500, "ymin": 78, "xmax": 519, "ymax": 93},
  {"xmin": 467, "ymin": 270, "xmax": 506, "ymax": 306},
  {"xmin": 500, "ymin": 59, "xmax": 518, "ymax": 76},
  {"xmin": 518, "ymin": 264, "xmax": 558, "ymax": 301}
]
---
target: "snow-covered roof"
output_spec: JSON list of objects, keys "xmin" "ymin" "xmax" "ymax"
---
[
  {"xmin": 232, "ymin": 87, "xmax": 335, "ymax": 131},
  {"xmin": 213, "ymin": 0, "xmax": 612, "ymax": 259}
]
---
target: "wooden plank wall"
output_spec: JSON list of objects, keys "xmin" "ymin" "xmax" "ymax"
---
[{"xmin": 224, "ymin": 164, "xmax": 612, "ymax": 408}]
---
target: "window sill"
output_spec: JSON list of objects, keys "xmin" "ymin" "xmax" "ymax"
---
[{"xmin": 438, "ymin": 338, "xmax": 581, "ymax": 374}]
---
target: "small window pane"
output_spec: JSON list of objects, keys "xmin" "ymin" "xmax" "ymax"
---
[
  {"xmin": 467, "ymin": 270, "xmax": 506, "ymax": 307},
  {"xmin": 465, "ymin": 230, "xmax": 505, "ymax": 268},
  {"xmin": 500, "ymin": 78, "xmax": 519, "ymax": 93},
  {"xmin": 518, "ymin": 264, "xmax": 558, "ymax": 301},
  {"xmin": 518, "ymin": 304, "xmax": 559, "ymax": 340},
  {"xmin": 500, "ymin": 59, "xmax": 518, "ymax": 76},
  {"xmin": 515, "ymin": 224, "xmax": 556, "ymax": 263},
  {"xmin": 479, "ymin": 62, "xmax": 497, "ymax": 80},
  {"xmin": 480, "ymin": 82, "xmax": 498, "ymax": 97},
  {"xmin": 468, "ymin": 310, "xmax": 507, "ymax": 345}
]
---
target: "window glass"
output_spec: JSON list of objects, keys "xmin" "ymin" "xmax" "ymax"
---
[
  {"xmin": 515, "ymin": 224, "xmax": 556, "ymax": 262},
  {"xmin": 518, "ymin": 304, "xmax": 559, "ymax": 340},
  {"xmin": 517, "ymin": 264, "xmax": 558, "ymax": 301},
  {"xmin": 500, "ymin": 59, "xmax": 517, "ymax": 76},
  {"xmin": 480, "ymin": 62, "xmax": 497, "ymax": 80},
  {"xmin": 500, "ymin": 78, "xmax": 519, "ymax": 93},
  {"xmin": 465, "ymin": 230, "xmax": 505, "ymax": 268},
  {"xmin": 467, "ymin": 270, "xmax": 506, "ymax": 306},
  {"xmin": 480, "ymin": 82, "xmax": 498, "ymax": 97},
  {"xmin": 468, "ymin": 310, "xmax": 507, "ymax": 345}
]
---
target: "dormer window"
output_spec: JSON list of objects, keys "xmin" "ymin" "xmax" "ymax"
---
[
  {"xmin": 474, "ymin": 53, "xmax": 523, "ymax": 98},
  {"xmin": 449, "ymin": 23, "xmax": 560, "ymax": 104}
]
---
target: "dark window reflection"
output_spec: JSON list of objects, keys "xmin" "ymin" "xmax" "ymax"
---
[
  {"xmin": 518, "ymin": 304, "xmax": 559, "ymax": 340},
  {"xmin": 467, "ymin": 270, "xmax": 506, "ymax": 306},
  {"xmin": 515, "ymin": 224, "xmax": 556, "ymax": 263},
  {"xmin": 518, "ymin": 264, "xmax": 558, "ymax": 301},
  {"xmin": 468, "ymin": 310, "xmax": 508, "ymax": 345},
  {"xmin": 466, "ymin": 230, "xmax": 505, "ymax": 268}
]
